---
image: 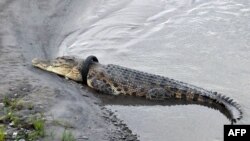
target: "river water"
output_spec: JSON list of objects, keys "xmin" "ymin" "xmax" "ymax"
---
[{"xmin": 57, "ymin": 0, "xmax": 250, "ymax": 141}]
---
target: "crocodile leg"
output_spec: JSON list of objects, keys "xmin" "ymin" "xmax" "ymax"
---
[{"xmin": 89, "ymin": 77, "xmax": 113, "ymax": 95}]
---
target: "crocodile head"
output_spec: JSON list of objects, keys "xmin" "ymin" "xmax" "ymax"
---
[{"xmin": 32, "ymin": 56, "xmax": 83, "ymax": 82}]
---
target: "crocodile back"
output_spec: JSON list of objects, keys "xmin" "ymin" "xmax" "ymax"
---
[{"xmin": 86, "ymin": 63, "xmax": 242, "ymax": 123}]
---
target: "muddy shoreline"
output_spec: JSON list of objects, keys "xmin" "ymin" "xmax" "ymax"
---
[
  {"xmin": 1, "ymin": 0, "xmax": 249, "ymax": 141},
  {"xmin": 0, "ymin": 0, "xmax": 137, "ymax": 140}
]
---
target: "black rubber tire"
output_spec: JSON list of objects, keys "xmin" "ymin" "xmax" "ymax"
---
[{"xmin": 81, "ymin": 55, "xmax": 99, "ymax": 85}]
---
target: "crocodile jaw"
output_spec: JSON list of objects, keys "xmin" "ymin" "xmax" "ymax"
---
[
  {"xmin": 32, "ymin": 58, "xmax": 50, "ymax": 70},
  {"xmin": 32, "ymin": 57, "xmax": 82, "ymax": 82}
]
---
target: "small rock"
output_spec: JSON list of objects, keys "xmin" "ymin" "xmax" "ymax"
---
[
  {"xmin": 79, "ymin": 136, "xmax": 89, "ymax": 140},
  {"xmin": 82, "ymin": 94, "xmax": 89, "ymax": 97},
  {"xmin": 121, "ymin": 136, "xmax": 126, "ymax": 139},
  {"xmin": 12, "ymin": 131, "xmax": 18, "ymax": 138},
  {"xmin": 14, "ymin": 93, "xmax": 18, "ymax": 97},
  {"xmin": 126, "ymin": 136, "xmax": 137, "ymax": 141},
  {"xmin": 9, "ymin": 88, "xmax": 15, "ymax": 91},
  {"xmin": 9, "ymin": 121, "xmax": 15, "ymax": 127},
  {"xmin": 111, "ymin": 118, "xmax": 116, "ymax": 122},
  {"xmin": 22, "ymin": 88, "xmax": 27, "ymax": 91},
  {"xmin": 108, "ymin": 112, "xmax": 113, "ymax": 116},
  {"xmin": 18, "ymin": 139, "xmax": 25, "ymax": 141}
]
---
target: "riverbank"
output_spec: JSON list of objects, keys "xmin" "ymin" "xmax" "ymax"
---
[{"xmin": 0, "ymin": 0, "xmax": 137, "ymax": 140}]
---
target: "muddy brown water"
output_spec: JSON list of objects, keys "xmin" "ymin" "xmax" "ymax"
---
[{"xmin": 1, "ymin": 0, "xmax": 249, "ymax": 141}]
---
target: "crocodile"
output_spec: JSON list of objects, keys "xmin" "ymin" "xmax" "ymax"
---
[{"xmin": 32, "ymin": 55, "xmax": 242, "ymax": 123}]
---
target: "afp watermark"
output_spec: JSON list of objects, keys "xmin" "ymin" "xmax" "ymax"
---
[{"xmin": 224, "ymin": 125, "xmax": 249, "ymax": 141}]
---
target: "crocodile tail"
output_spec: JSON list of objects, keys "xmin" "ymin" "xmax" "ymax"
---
[
  {"xmin": 213, "ymin": 93, "xmax": 243, "ymax": 123},
  {"xmin": 195, "ymin": 92, "xmax": 243, "ymax": 124}
]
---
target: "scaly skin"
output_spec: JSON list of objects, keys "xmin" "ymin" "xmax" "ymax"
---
[{"xmin": 32, "ymin": 56, "xmax": 243, "ymax": 123}]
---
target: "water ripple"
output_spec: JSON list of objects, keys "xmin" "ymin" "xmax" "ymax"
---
[{"xmin": 57, "ymin": 1, "xmax": 250, "ymax": 140}]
